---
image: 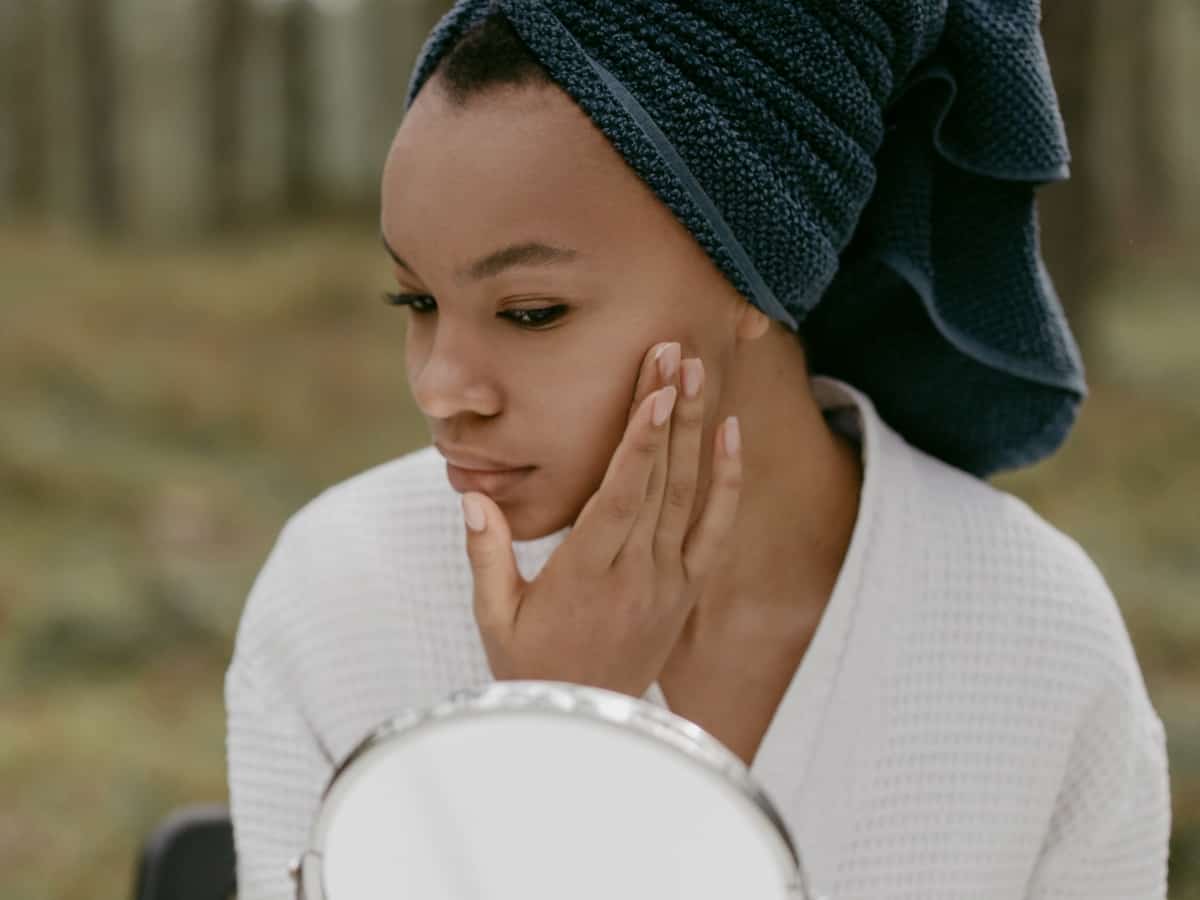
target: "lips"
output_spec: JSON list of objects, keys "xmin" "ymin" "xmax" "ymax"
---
[
  {"xmin": 436, "ymin": 443, "xmax": 535, "ymax": 498},
  {"xmin": 444, "ymin": 462, "xmax": 535, "ymax": 497},
  {"xmin": 435, "ymin": 442, "xmax": 524, "ymax": 470}
]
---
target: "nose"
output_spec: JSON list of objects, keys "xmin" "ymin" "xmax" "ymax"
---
[{"xmin": 408, "ymin": 320, "xmax": 502, "ymax": 422}]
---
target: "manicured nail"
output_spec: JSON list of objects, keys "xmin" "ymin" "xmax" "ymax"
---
[
  {"xmin": 655, "ymin": 342, "xmax": 680, "ymax": 381},
  {"xmin": 653, "ymin": 386, "xmax": 677, "ymax": 426},
  {"xmin": 462, "ymin": 493, "xmax": 486, "ymax": 532},
  {"xmin": 724, "ymin": 416, "xmax": 741, "ymax": 456},
  {"xmin": 681, "ymin": 358, "xmax": 704, "ymax": 399}
]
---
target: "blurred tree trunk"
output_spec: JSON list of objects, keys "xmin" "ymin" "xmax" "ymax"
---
[
  {"xmin": 309, "ymin": 4, "xmax": 373, "ymax": 210},
  {"xmin": 1038, "ymin": 1, "xmax": 1105, "ymax": 353},
  {"xmin": 282, "ymin": 0, "xmax": 316, "ymax": 215},
  {"xmin": 110, "ymin": 0, "xmax": 216, "ymax": 237},
  {"xmin": 236, "ymin": 2, "xmax": 288, "ymax": 222},
  {"xmin": 0, "ymin": 2, "xmax": 47, "ymax": 213},
  {"xmin": 209, "ymin": 0, "xmax": 247, "ymax": 228},
  {"xmin": 1127, "ymin": 0, "xmax": 1174, "ymax": 242},
  {"xmin": 305, "ymin": 0, "xmax": 453, "ymax": 213},
  {"xmin": 76, "ymin": 0, "xmax": 120, "ymax": 229},
  {"xmin": 361, "ymin": 0, "xmax": 451, "ymax": 197}
]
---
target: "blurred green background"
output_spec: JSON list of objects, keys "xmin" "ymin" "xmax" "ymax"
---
[{"xmin": 1, "ymin": 1, "xmax": 1197, "ymax": 898}]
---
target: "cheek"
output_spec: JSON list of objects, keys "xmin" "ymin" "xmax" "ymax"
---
[
  {"xmin": 494, "ymin": 353, "xmax": 635, "ymax": 537},
  {"xmin": 533, "ymin": 350, "xmax": 638, "ymax": 491},
  {"xmin": 403, "ymin": 320, "xmax": 430, "ymax": 385},
  {"xmin": 543, "ymin": 367, "xmax": 630, "ymax": 460},
  {"xmin": 403, "ymin": 332, "xmax": 418, "ymax": 382}
]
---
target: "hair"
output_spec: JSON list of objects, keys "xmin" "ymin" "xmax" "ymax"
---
[{"xmin": 433, "ymin": 11, "xmax": 553, "ymax": 106}]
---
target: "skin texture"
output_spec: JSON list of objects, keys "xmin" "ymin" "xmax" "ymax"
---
[{"xmin": 380, "ymin": 79, "xmax": 863, "ymax": 745}]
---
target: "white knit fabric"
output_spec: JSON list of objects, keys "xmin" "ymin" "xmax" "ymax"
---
[{"xmin": 225, "ymin": 377, "xmax": 1171, "ymax": 900}]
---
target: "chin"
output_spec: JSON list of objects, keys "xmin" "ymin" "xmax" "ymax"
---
[{"xmin": 504, "ymin": 499, "xmax": 578, "ymax": 542}]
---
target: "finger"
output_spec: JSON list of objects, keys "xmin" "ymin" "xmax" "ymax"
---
[
  {"xmin": 650, "ymin": 356, "xmax": 705, "ymax": 559},
  {"xmin": 572, "ymin": 341, "xmax": 677, "ymax": 568},
  {"xmin": 627, "ymin": 341, "xmax": 677, "ymax": 426},
  {"xmin": 626, "ymin": 344, "xmax": 682, "ymax": 555},
  {"xmin": 682, "ymin": 416, "xmax": 742, "ymax": 579},
  {"xmin": 462, "ymin": 492, "xmax": 523, "ymax": 631},
  {"xmin": 573, "ymin": 385, "xmax": 676, "ymax": 571}
]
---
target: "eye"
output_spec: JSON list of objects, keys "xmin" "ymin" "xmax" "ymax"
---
[
  {"xmin": 382, "ymin": 292, "xmax": 568, "ymax": 330},
  {"xmin": 382, "ymin": 291, "xmax": 436, "ymax": 313},
  {"xmin": 500, "ymin": 306, "xmax": 568, "ymax": 329}
]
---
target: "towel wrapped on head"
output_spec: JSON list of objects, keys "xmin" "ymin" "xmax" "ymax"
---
[{"xmin": 405, "ymin": 0, "xmax": 1085, "ymax": 477}]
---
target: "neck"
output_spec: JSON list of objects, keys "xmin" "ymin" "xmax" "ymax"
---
[{"xmin": 686, "ymin": 327, "xmax": 863, "ymax": 643}]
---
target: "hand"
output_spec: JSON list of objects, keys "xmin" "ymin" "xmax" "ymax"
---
[{"xmin": 461, "ymin": 340, "xmax": 743, "ymax": 698}]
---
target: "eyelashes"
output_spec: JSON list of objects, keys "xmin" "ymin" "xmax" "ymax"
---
[
  {"xmin": 382, "ymin": 291, "xmax": 436, "ymax": 313},
  {"xmin": 381, "ymin": 292, "xmax": 568, "ymax": 330}
]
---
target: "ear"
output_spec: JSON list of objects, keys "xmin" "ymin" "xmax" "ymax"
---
[{"xmin": 734, "ymin": 299, "xmax": 772, "ymax": 341}]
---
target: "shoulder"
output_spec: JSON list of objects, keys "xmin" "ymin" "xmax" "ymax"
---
[
  {"xmin": 272, "ymin": 444, "xmax": 462, "ymax": 582},
  {"xmin": 226, "ymin": 445, "xmax": 490, "ymax": 766},
  {"xmin": 289, "ymin": 443, "xmax": 454, "ymax": 540},
  {"xmin": 833, "ymin": 375, "xmax": 1116, "ymax": 638},
  {"xmin": 911, "ymin": 446, "xmax": 1126, "ymax": 645},
  {"xmin": 815, "ymin": 385, "xmax": 1169, "ymax": 895},
  {"xmin": 827, "ymin": 368, "xmax": 1151, "ymax": 713},
  {"xmin": 888, "ymin": 437, "xmax": 1156, "ymax": 728},
  {"xmin": 823, "ymin": 376, "xmax": 1138, "ymax": 688},
  {"xmin": 229, "ymin": 445, "xmax": 469, "ymax": 664},
  {"xmin": 906, "ymin": 465, "xmax": 1171, "ymax": 892}
]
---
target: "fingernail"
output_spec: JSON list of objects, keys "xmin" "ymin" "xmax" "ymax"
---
[
  {"xmin": 681, "ymin": 358, "xmax": 704, "ymax": 399},
  {"xmin": 462, "ymin": 493, "xmax": 486, "ymax": 532},
  {"xmin": 655, "ymin": 342, "xmax": 680, "ymax": 381},
  {"xmin": 653, "ymin": 386, "xmax": 677, "ymax": 426},
  {"xmin": 724, "ymin": 416, "xmax": 741, "ymax": 456}
]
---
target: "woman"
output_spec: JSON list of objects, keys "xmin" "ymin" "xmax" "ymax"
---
[{"xmin": 225, "ymin": 2, "xmax": 1172, "ymax": 898}]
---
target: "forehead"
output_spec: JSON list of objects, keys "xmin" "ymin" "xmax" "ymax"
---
[{"xmin": 380, "ymin": 81, "xmax": 680, "ymax": 276}]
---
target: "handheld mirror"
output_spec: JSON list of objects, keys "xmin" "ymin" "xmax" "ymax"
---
[{"xmin": 291, "ymin": 681, "xmax": 824, "ymax": 900}]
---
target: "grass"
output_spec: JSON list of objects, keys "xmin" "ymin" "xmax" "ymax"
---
[{"xmin": 1, "ymin": 221, "xmax": 1197, "ymax": 899}]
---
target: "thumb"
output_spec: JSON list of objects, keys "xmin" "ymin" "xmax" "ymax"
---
[{"xmin": 461, "ymin": 492, "xmax": 522, "ymax": 629}]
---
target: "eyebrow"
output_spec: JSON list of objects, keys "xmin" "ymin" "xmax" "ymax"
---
[{"xmin": 381, "ymin": 234, "xmax": 580, "ymax": 283}]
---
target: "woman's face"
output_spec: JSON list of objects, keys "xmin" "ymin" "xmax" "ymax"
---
[{"xmin": 380, "ymin": 79, "xmax": 747, "ymax": 539}]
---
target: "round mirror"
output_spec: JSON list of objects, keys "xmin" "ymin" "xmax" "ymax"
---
[{"xmin": 295, "ymin": 681, "xmax": 819, "ymax": 900}]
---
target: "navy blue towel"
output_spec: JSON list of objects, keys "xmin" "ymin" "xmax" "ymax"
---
[{"xmin": 405, "ymin": 0, "xmax": 1086, "ymax": 477}]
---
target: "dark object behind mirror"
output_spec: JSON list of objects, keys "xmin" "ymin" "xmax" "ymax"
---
[{"xmin": 133, "ymin": 804, "xmax": 235, "ymax": 900}]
